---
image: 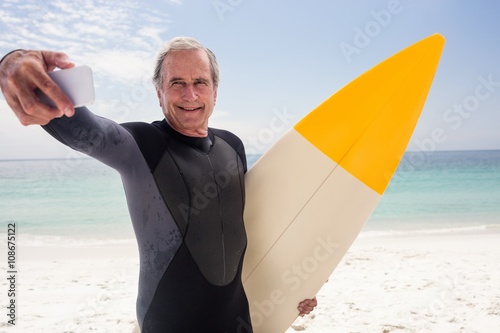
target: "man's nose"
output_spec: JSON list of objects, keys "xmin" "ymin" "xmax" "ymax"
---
[{"xmin": 183, "ymin": 84, "xmax": 197, "ymax": 101}]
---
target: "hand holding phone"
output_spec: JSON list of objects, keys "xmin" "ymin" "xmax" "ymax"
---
[{"xmin": 36, "ymin": 66, "xmax": 95, "ymax": 108}]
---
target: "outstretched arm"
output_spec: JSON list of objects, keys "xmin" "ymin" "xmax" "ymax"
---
[
  {"xmin": 0, "ymin": 49, "xmax": 140, "ymax": 175},
  {"xmin": 0, "ymin": 50, "xmax": 75, "ymax": 125}
]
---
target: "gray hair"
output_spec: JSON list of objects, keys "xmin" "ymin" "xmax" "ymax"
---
[{"xmin": 152, "ymin": 37, "xmax": 220, "ymax": 89}]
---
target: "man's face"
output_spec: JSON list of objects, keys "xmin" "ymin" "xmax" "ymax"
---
[{"xmin": 156, "ymin": 48, "xmax": 217, "ymax": 137}]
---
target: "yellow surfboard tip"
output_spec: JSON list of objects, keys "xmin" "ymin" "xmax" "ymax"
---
[
  {"xmin": 295, "ymin": 34, "xmax": 445, "ymax": 194},
  {"xmin": 423, "ymin": 33, "xmax": 446, "ymax": 51}
]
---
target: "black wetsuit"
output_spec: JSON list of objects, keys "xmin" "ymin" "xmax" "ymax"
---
[{"xmin": 43, "ymin": 107, "xmax": 253, "ymax": 333}]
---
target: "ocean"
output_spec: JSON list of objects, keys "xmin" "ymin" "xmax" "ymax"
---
[{"xmin": 1, "ymin": 150, "xmax": 499, "ymax": 245}]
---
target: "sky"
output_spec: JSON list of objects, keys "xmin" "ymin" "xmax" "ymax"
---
[{"xmin": 0, "ymin": 0, "xmax": 499, "ymax": 159}]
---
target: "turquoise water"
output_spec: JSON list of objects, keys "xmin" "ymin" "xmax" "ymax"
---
[
  {"xmin": 368, "ymin": 150, "xmax": 500, "ymax": 231},
  {"xmin": 0, "ymin": 158, "xmax": 132, "ymax": 241},
  {"xmin": 1, "ymin": 150, "xmax": 499, "ymax": 243}
]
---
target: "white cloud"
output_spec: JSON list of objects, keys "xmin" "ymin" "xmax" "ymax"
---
[
  {"xmin": 0, "ymin": 0, "xmax": 172, "ymax": 86},
  {"xmin": 164, "ymin": 0, "xmax": 183, "ymax": 5},
  {"xmin": 83, "ymin": 49, "xmax": 154, "ymax": 84}
]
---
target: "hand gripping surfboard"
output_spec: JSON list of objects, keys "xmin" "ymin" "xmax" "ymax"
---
[{"xmin": 242, "ymin": 34, "xmax": 445, "ymax": 333}]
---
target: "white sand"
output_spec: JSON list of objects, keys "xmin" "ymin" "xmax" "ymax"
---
[
  {"xmin": 2, "ymin": 231, "xmax": 500, "ymax": 332},
  {"xmin": 287, "ymin": 231, "xmax": 500, "ymax": 333}
]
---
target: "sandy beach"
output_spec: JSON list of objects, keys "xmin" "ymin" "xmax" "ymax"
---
[
  {"xmin": 3, "ymin": 230, "xmax": 500, "ymax": 333},
  {"xmin": 287, "ymin": 230, "xmax": 500, "ymax": 333}
]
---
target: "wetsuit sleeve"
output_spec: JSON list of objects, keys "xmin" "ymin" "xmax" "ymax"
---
[{"xmin": 42, "ymin": 107, "xmax": 135, "ymax": 174}]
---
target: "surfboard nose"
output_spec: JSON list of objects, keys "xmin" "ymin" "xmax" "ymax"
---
[{"xmin": 294, "ymin": 33, "xmax": 445, "ymax": 194}]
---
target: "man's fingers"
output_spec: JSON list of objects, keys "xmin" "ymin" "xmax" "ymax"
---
[
  {"xmin": 297, "ymin": 297, "xmax": 318, "ymax": 316},
  {"xmin": 8, "ymin": 95, "xmax": 59, "ymax": 126},
  {"xmin": 17, "ymin": 111, "xmax": 55, "ymax": 126},
  {"xmin": 34, "ymin": 73, "xmax": 74, "ymax": 116},
  {"xmin": 42, "ymin": 51, "xmax": 75, "ymax": 71},
  {"xmin": 26, "ymin": 61, "xmax": 75, "ymax": 117},
  {"xmin": 18, "ymin": 92, "xmax": 66, "ymax": 124},
  {"xmin": 27, "ymin": 50, "xmax": 75, "ymax": 116}
]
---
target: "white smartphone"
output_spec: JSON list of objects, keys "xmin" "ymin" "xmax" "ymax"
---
[{"xmin": 36, "ymin": 65, "xmax": 95, "ymax": 108}]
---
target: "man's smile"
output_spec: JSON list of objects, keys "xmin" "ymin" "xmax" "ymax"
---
[{"xmin": 177, "ymin": 106, "xmax": 202, "ymax": 111}]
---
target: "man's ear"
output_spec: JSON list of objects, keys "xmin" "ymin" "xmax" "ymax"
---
[{"xmin": 156, "ymin": 88, "xmax": 162, "ymax": 107}]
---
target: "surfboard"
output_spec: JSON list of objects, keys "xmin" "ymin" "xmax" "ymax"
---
[{"xmin": 241, "ymin": 33, "xmax": 445, "ymax": 332}]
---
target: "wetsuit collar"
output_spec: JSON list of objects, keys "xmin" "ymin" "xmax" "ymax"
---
[{"xmin": 159, "ymin": 119, "xmax": 213, "ymax": 153}]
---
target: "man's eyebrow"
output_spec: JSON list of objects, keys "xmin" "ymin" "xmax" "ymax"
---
[
  {"xmin": 194, "ymin": 77, "xmax": 210, "ymax": 83},
  {"xmin": 168, "ymin": 77, "xmax": 184, "ymax": 83},
  {"xmin": 168, "ymin": 77, "xmax": 210, "ymax": 83}
]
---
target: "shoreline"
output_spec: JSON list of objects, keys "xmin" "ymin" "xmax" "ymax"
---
[
  {"xmin": 14, "ymin": 222, "xmax": 500, "ymax": 247},
  {"xmin": 3, "ymin": 229, "xmax": 499, "ymax": 332}
]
